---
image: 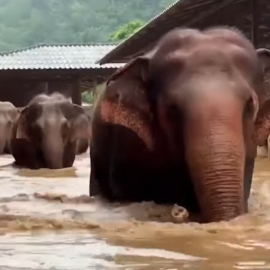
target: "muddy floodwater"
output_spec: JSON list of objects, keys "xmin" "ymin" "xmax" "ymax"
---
[{"xmin": 1, "ymin": 153, "xmax": 270, "ymax": 269}]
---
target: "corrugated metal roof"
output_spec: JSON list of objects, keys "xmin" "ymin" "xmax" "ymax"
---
[
  {"xmin": 98, "ymin": 0, "xmax": 250, "ymax": 64},
  {"xmin": 0, "ymin": 44, "xmax": 124, "ymax": 70},
  {"xmin": 98, "ymin": 0, "xmax": 182, "ymax": 64}
]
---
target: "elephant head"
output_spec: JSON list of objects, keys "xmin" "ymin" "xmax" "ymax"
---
[
  {"xmin": 0, "ymin": 102, "xmax": 20, "ymax": 154},
  {"xmin": 16, "ymin": 94, "xmax": 90, "ymax": 169},
  {"xmin": 104, "ymin": 27, "xmax": 265, "ymax": 222},
  {"xmin": 254, "ymin": 48, "xmax": 270, "ymax": 146}
]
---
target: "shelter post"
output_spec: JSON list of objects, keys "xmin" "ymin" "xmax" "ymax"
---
[
  {"xmin": 250, "ymin": 0, "xmax": 259, "ymax": 47},
  {"xmin": 71, "ymin": 77, "xmax": 82, "ymax": 105},
  {"xmin": 44, "ymin": 82, "xmax": 49, "ymax": 94}
]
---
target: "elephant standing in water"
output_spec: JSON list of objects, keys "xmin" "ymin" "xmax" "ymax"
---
[
  {"xmin": 255, "ymin": 48, "xmax": 270, "ymax": 158},
  {"xmin": 11, "ymin": 93, "xmax": 91, "ymax": 169},
  {"xmin": 89, "ymin": 26, "xmax": 270, "ymax": 223},
  {"xmin": 0, "ymin": 102, "xmax": 20, "ymax": 154}
]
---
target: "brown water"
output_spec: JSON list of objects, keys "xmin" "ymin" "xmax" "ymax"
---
[{"xmin": 1, "ymin": 153, "xmax": 270, "ymax": 269}]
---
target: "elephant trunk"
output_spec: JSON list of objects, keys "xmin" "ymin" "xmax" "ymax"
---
[
  {"xmin": 184, "ymin": 105, "xmax": 245, "ymax": 222},
  {"xmin": 42, "ymin": 130, "xmax": 64, "ymax": 169}
]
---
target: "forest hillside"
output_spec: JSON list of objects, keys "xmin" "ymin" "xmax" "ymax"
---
[{"xmin": 0, "ymin": 0, "xmax": 175, "ymax": 52}]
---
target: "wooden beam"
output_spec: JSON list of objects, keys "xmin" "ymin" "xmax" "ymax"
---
[
  {"xmin": 44, "ymin": 81, "xmax": 49, "ymax": 94},
  {"xmin": 92, "ymin": 80, "xmax": 97, "ymax": 98},
  {"xmin": 71, "ymin": 78, "xmax": 82, "ymax": 105},
  {"xmin": 124, "ymin": 0, "xmax": 237, "ymax": 61}
]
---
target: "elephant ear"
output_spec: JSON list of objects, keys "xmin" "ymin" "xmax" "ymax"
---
[
  {"xmin": 106, "ymin": 51, "xmax": 153, "ymax": 87},
  {"xmin": 98, "ymin": 51, "xmax": 156, "ymax": 150},
  {"xmin": 15, "ymin": 104, "xmax": 41, "ymax": 140},
  {"xmin": 101, "ymin": 52, "xmax": 152, "ymax": 122},
  {"xmin": 255, "ymin": 48, "xmax": 270, "ymax": 145},
  {"xmin": 70, "ymin": 104, "xmax": 91, "ymax": 140}
]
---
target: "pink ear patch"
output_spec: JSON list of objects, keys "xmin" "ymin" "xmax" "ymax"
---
[
  {"xmin": 99, "ymin": 99, "xmax": 154, "ymax": 150},
  {"xmin": 100, "ymin": 101, "xmax": 113, "ymax": 122}
]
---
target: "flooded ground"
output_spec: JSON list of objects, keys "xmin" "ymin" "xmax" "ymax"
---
[{"xmin": 1, "ymin": 153, "xmax": 270, "ymax": 269}]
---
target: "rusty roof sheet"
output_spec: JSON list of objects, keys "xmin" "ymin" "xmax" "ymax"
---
[
  {"xmin": 98, "ymin": 0, "xmax": 253, "ymax": 64},
  {"xmin": 0, "ymin": 44, "xmax": 124, "ymax": 70}
]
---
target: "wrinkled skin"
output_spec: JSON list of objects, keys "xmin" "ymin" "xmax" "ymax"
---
[
  {"xmin": 0, "ymin": 102, "xmax": 20, "ymax": 154},
  {"xmin": 89, "ymin": 26, "xmax": 270, "ymax": 223},
  {"xmin": 76, "ymin": 104, "xmax": 93, "ymax": 155},
  {"xmin": 11, "ymin": 92, "xmax": 91, "ymax": 169}
]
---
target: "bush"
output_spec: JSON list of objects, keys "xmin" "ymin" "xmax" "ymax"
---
[{"xmin": 82, "ymin": 83, "xmax": 105, "ymax": 104}]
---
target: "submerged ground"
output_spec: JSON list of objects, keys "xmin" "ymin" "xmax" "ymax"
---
[{"xmin": 0, "ymin": 151, "xmax": 270, "ymax": 269}]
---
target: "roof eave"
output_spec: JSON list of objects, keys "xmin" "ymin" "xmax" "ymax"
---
[
  {"xmin": 98, "ymin": 0, "xmax": 183, "ymax": 64},
  {"xmin": 99, "ymin": 0, "xmax": 237, "ymax": 64}
]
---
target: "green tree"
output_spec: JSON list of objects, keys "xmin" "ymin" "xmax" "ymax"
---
[
  {"xmin": 108, "ymin": 19, "xmax": 144, "ymax": 42},
  {"xmin": 0, "ymin": 0, "xmax": 175, "ymax": 52}
]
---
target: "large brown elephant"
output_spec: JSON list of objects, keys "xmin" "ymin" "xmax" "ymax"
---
[
  {"xmin": 11, "ymin": 92, "xmax": 91, "ymax": 169},
  {"xmin": 89, "ymin": 26, "xmax": 270, "ymax": 223},
  {"xmin": 0, "ymin": 102, "xmax": 20, "ymax": 154}
]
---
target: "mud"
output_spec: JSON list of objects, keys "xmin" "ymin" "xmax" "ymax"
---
[{"xmin": 0, "ymin": 152, "xmax": 270, "ymax": 269}]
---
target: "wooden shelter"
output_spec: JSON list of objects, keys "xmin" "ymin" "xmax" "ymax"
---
[
  {"xmin": 98, "ymin": 0, "xmax": 269, "ymax": 64},
  {"xmin": 0, "ymin": 44, "xmax": 123, "ymax": 107}
]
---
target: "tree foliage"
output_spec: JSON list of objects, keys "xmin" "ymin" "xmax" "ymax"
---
[
  {"xmin": 0, "ymin": 0, "xmax": 175, "ymax": 52},
  {"xmin": 109, "ymin": 20, "xmax": 144, "ymax": 42}
]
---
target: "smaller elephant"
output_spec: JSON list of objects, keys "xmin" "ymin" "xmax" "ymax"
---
[
  {"xmin": 75, "ymin": 104, "xmax": 94, "ymax": 155},
  {"xmin": 11, "ymin": 92, "xmax": 91, "ymax": 169},
  {"xmin": 254, "ymin": 48, "xmax": 270, "ymax": 158},
  {"xmin": 257, "ymin": 135, "xmax": 270, "ymax": 158},
  {"xmin": 0, "ymin": 102, "xmax": 20, "ymax": 154}
]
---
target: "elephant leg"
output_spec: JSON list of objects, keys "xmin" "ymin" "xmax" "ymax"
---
[
  {"xmin": 89, "ymin": 122, "xmax": 118, "ymax": 200},
  {"xmin": 89, "ymin": 161, "xmax": 101, "ymax": 197},
  {"xmin": 90, "ymin": 117, "xmax": 155, "ymax": 201},
  {"xmin": 11, "ymin": 139, "xmax": 41, "ymax": 169},
  {"xmin": 76, "ymin": 138, "xmax": 89, "ymax": 155},
  {"xmin": 3, "ymin": 143, "xmax": 11, "ymax": 154},
  {"xmin": 89, "ymin": 120, "xmax": 132, "ymax": 200},
  {"xmin": 63, "ymin": 141, "xmax": 76, "ymax": 168},
  {"xmin": 91, "ymin": 122, "xmax": 184, "ymax": 204}
]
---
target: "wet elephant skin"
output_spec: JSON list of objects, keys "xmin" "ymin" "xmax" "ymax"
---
[
  {"xmin": 0, "ymin": 102, "xmax": 20, "ymax": 155},
  {"xmin": 89, "ymin": 26, "xmax": 270, "ymax": 223},
  {"xmin": 11, "ymin": 92, "xmax": 91, "ymax": 169}
]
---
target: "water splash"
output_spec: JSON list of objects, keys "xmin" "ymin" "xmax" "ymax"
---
[{"xmin": 0, "ymin": 153, "xmax": 270, "ymax": 269}]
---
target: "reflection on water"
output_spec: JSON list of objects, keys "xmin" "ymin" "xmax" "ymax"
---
[{"xmin": 0, "ymin": 152, "xmax": 270, "ymax": 269}]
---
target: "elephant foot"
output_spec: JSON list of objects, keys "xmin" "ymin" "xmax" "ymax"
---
[
  {"xmin": 171, "ymin": 204, "xmax": 189, "ymax": 223},
  {"xmin": 89, "ymin": 174, "xmax": 101, "ymax": 197}
]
